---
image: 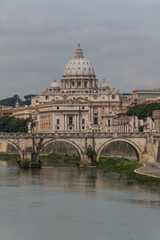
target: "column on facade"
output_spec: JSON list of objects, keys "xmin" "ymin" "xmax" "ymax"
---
[
  {"xmin": 64, "ymin": 114, "xmax": 68, "ymax": 131},
  {"xmin": 75, "ymin": 114, "xmax": 77, "ymax": 130},
  {"xmin": 63, "ymin": 114, "xmax": 65, "ymax": 131},
  {"xmin": 75, "ymin": 80, "xmax": 77, "ymax": 89},
  {"xmin": 77, "ymin": 112, "xmax": 81, "ymax": 131}
]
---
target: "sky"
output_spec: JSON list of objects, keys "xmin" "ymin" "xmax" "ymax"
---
[{"xmin": 0, "ymin": 0, "xmax": 160, "ymax": 99}]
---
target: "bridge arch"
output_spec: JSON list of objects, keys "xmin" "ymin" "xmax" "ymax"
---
[
  {"xmin": 96, "ymin": 138, "xmax": 143, "ymax": 162},
  {"xmin": 40, "ymin": 138, "xmax": 84, "ymax": 161},
  {"xmin": 1, "ymin": 139, "xmax": 24, "ymax": 159}
]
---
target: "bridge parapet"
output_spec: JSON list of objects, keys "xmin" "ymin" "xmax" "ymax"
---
[{"xmin": 0, "ymin": 131, "xmax": 155, "ymax": 139}]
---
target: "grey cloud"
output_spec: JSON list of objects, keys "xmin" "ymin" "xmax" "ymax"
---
[
  {"xmin": 150, "ymin": 4, "xmax": 160, "ymax": 11},
  {"xmin": 0, "ymin": 16, "xmax": 69, "ymax": 36},
  {"xmin": 0, "ymin": 12, "xmax": 160, "ymax": 98}
]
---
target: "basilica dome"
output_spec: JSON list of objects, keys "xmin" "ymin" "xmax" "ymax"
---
[
  {"xmin": 50, "ymin": 79, "xmax": 60, "ymax": 88},
  {"xmin": 100, "ymin": 78, "xmax": 108, "ymax": 88},
  {"xmin": 63, "ymin": 43, "xmax": 96, "ymax": 77}
]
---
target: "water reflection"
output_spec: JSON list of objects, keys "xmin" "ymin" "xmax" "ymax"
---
[
  {"xmin": 0, "ymin": 160, "xmax": 160, "ymax": 206},
  {"xmin": 0, "ymin": 160, "xmax": 160, "ymax": 240}
]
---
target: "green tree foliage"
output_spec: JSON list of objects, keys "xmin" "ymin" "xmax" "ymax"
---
[
  {"xmin": 24, "ymin": 94, "xmax": 36, "ymax": 106},
  {"xmin": 0, "ymin": 94, "xmax": 21, "ymax": 107},
  {"xmin": 0, "ymin": 116, "xmax": 30, "ymax": 132},
  {"xmin": 86, "ymin": 146, "xmax": 96, "ymax": 160},
  {"xmin": 0, "ymin": 94, "xmax": 36, "ymax": 107},
  {"xmin": 127, "ymin": 103, "xmax": 160, "ymax": 120},
  {"xmin": 139, "ymin": 125, "xmax": 144, "ymax": 132}
]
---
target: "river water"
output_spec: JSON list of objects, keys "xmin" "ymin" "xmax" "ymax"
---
[{"xmin": 0, "ymin": 160, "xmax": 160, "ymax": 240}]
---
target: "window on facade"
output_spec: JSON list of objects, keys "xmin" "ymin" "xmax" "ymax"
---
[
  {"xmin": 84, "ymin": 82, "xmax": 87, "ymax": 87},
  {"xmin": 82, "ymin": 119, "xmax": 85, "ymax": 125},
  {"xmin": 45, "ymin": 96, "xmax": 49, "ymax": 100},
  {"xmin": 94, "ymin": 106, "xmax": 98, "ymax": 113},
  {"xmin": 82, "ymin": 106, "xmax": 85, "ymax": 110},
  {"xmin": 82, "ymin": 126, "xmax": 85, "ymax": 129},
  {"xmin": 112, "ymin": 95, "xmax": 115, "ymax": 99},
  {"xmin": 93, "ymin": 117, "xmax": 98, "ymax": 125},
  {"xmin": 69, "ymin": 116, "xmax": 73, "ymax": 125},
  {"xmin": 57, "ymin": 106, "xmax": 59, "ymax": 110},
  {"xmin": 57, "ymin": 119, "xmax": 60, "ymax": 125},
  {"xmin": 70, "ymin": 127, "xmax": 72, "ymax": 130},
  {"xmin": 72, "ymin": 82, "xmax": 74, "ymax": 86},
  {"xmin": 108, "ymin": 120, "xmax": 110, "ymax": 127},
  {"xmin": 57, "ymin": 126, "xmax": 59, "ymax": 130},
  {"xmin": 78, "ymin": 82, "xmax": 81, "ymax": 87}
]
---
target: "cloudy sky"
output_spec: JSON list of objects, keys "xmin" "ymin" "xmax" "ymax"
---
[{"xmin": 0, "ymin": 0, "xmax": 160, "ymax": 99}]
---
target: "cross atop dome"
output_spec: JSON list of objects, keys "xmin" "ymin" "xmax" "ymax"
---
[{"xmin": 74, "ymin": 41, "xmax": 84, "ymax": 59}]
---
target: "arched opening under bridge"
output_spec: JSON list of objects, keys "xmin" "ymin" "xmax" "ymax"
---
[
  {"xmin": 40, "ymin": 140, "xmax": 82, "ymax": 164},
  {"xmin": 0, "ymin": 140, "xmax": 21, "ymax": 161},
  {"xmin": 97, "ymin": 139, "xmax": 142, "ymax": 162}
]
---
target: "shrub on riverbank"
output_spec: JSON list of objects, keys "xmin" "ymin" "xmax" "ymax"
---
[
  {"xmin": 133, "ymin": 173, "xmax": 160, "ymax": 187},
  {"xmin": 0, "ymin": 153, "xmax": 20, "ymax": 160},
  {"xmin": 39, "ymin": 152, "xmax": 80, "ymax": 162},
  {"xmin": 18, "ymin": 158, "xmax": 30, "ymax": 168},
  {"xmin": 98, "ymin": 157, "xmax": 142, "ymax": 176},
  {"xmin": 98, "ymin": 157, "xmax": 160, "ymax": 187}
]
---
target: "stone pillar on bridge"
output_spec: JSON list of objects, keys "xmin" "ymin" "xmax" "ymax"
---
[{"xmin": 146, "ymin": 135, "xmax": 157, "ymax": 163}]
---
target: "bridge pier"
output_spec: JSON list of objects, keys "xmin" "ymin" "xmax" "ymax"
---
[
  {"xmin": 78, "ymin": 152, "xmax": 97, "ymax": 167},
  {"xmin": 18, "ymin": 151, "xmax": 42, "ymax": 168}
]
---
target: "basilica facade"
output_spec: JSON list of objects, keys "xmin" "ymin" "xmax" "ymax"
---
[{"xmin": 32, "ymin": 43, "xmax": 123, "ymax": 133}]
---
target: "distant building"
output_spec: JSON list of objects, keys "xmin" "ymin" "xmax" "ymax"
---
[
  {"xmin": 131, "ymin": 89, "xmax": 160, "ymax": 104},
  {"xmin": 12, "ymin": 105, "xmax": 38, "ymax": 119},
  {"xmin": 152, "ymin": 110, "xmax": 160, "ymax": 133},
  {"xmin": 38, "ymin": 99, "xmax": 91, "ymax": 132},
  {"xmin": 1, "ymin": 106, "xmax": 13, "ymax": 116},
  {"xmin": 32, "ymin": 43, "xmax": 124, "ymax": 133}
]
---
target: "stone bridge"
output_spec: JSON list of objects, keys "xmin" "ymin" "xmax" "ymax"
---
[{"xmin": 0, "ymin": 132, "xmax": 160, "ymax": 165}]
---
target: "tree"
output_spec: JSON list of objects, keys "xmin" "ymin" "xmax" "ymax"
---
[
  {"xmin": 86, "ymin": 146, "xmax": 96, "ymax": 160},
  {"xmin": 127, "ymin": 103, "xmax": 160, "ymax": 120},
  {"xmin": 0, "ymin": 94, "xmax": 37, "ymax": 107},
  {"xmin": 139, "ymin": 125, "xmax": 144, "ymax": 132},
  {"xmin": 24, "ymin": 94, "xmax": 36, "ymax": 106},
  {"xmin": 0, "ymin": 95, "xmax": 21, "ymax": 107},
  {"xmin": 0, "ymin": 116, "xmax": 30, "ymax": 132}
]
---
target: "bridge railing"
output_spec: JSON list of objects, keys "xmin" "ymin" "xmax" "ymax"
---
[{"xmin": 0, "ymin": 131, "xmax": 159, "ymax": 139}]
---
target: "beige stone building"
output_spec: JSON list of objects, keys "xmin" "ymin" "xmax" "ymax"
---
[
  {"xmin": 152, "ymin": 110, "xmax": 160, "ymax": 133},
  {"xmin": 32, "ymin": 43, "xmax": 124, "ymax": 133},
  {"xmin": 38, "ymin": 98, "xmax": 91, "ymax": 132},
  {"xmin": 12, "ymin": 105, "xmax": 38, "ymax": 119},
  {"xmin": 131, "ymin": 89, "xmax": 160, "ymax": 104}
]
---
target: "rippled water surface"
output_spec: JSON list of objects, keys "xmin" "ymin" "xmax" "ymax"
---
[{"xmin": 0, "ymin": 160, "xmax": 160, "ymax": 240}]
